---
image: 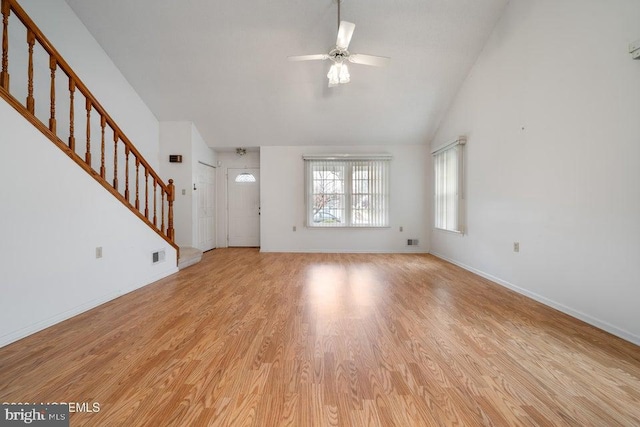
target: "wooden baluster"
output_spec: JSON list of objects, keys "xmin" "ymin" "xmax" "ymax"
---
[
  {"xmin": 135, "ymin": 158, "xmax": 140, "ymax": 210},
  {"xmin": 167, "ymin": 179, "xmax": 175, "ymax": 241},
  {"xmin": 1, "ymin": 0, "xmax": 10, "ymax": 90},
  {"xmin": 100, "ymin": 115, "xmax": 106, "ymax": 178},
  {"xmin": 113, "ymin": 132, "xmax": 118, "ymax": 190},
  {"xmin": 85, "ymin": 98, "xmax": 91, "ymax": 165},
  {"xmin": 49, "ymin": 56, "xmax": 56, "ymax": 133},
  {"xmin": 125, "ymin": 146, "xmax": 130, "ymax": 201},
  {"xmin": 68, "ymin": 78, "xmax": 75, "ymax": 150},
  {"xmin": 144, "ymin": 168, "xmax": 149, "ymax": 219},
  {"xmin": 161, "ymin": 191, "xmax": 165, "ymax": 234},
  {"xmin": 26, "ymin": 29, "xmax": 34, "ymax": 113},
  {"xmin": 153, "ymin": 179, "xmax": 157, "ymax": 226}
]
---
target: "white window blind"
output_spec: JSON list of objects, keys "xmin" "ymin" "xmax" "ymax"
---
[
  {"xmin": 304, "ymin": 156, "xmax": 390, "ymax": 228},
  {"xmin": 433, "ymin": 137, "xmax": 465, "ymax": 233}
]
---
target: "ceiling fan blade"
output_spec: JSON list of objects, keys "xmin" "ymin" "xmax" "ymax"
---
[
  {"xmin": 336, "ymin": 21, "xmax": 356, "ymax": 50},
  {"xmin": 287, "ymin": 54, "xmax": 329, "ymax": 62},
  {"xmin": 348, "ymin": 54, "xmax": 390, "ymax": 67}
]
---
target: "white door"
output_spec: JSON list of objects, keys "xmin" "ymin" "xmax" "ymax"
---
[
  {"xmin": 228, "ymin": 168, "xmax": 260, "ymax": 247},
  {"xmin": 197, "ymin": 162, "xmax": 216, "ymax": 251}
]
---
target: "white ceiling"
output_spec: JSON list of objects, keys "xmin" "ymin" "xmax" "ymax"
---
[{"xmin": 64, "ymin": 0, "xmax": 508, "ymax": 149}]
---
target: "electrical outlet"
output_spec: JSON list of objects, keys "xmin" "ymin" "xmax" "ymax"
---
[
  {"xmin": 293, "ymin": 226, "xmax": 297, "ymax": 232},
  {"xmin": 96, "ymin": 247, "xmax": 103, "ymax": 258},
  {"xmin": 513, "ymin": 242, "xmax": 520, "ymax": 253},
  {"xmin": 399, "ymin": 226, "xmax": 403, "ymax": 232},
  {"xmin": 182, "ymin": 189, "xmax": 186, "ymax": 195}
]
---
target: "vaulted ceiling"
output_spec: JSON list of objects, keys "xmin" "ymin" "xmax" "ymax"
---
[{"xmin": 64, "ymin": 0, "xmax": 508, "ymax": 148}]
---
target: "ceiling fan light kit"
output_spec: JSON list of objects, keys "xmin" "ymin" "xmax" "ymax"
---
[
  {"xmin": 327, "ymin": 63, "xmax": 350, "ymax": 86},
  {"xmin": 288, "ymin": 0, "xmax": 390, "ymax": 87}
]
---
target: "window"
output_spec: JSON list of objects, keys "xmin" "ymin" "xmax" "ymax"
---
[
  {"xmin": 433, "ymin": 137, "xmax": 466, "ymax": 233},
  {"xmin": 304, "ymin": 156, "xmax": 390, "ymax": 228},
  {"xmin": 235, "ymin": 173, "xmax": 256, "ymax": 183}
]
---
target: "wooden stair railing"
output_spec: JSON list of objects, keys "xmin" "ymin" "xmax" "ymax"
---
[{"xmin": 0, "ymin": 0, "xmax": 177, "ymax": 253}]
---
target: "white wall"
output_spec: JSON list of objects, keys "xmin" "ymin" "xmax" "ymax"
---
[
  {"xmin": 159, "ymin": 122, "xmax": 216, "ymax": 248},
  {"xmin": 19, "ymin": 0, "xmax": 160, "ymax": 170},
  {"xmin": 0, "ymin": 101, "xmax": 177, "ymax": 347},
  {"xmin": 260, "ymin": 145, "xmax": 429, "ymax": 253},
  {"xmin": 159, "ymin": 122, "xmax": 193, "ymax": 247},
  {"xmin": 430, "ymin": 0, "xmax": 640, "ymax": 344},
  {"xmin": 215, "ymin": 151, "xmax": 260, "ymax": 248}
]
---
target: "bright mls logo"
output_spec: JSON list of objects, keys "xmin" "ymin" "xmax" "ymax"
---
[{"xmin": 0, "ymin": 404, "xmax": 68, "ymax": 426}]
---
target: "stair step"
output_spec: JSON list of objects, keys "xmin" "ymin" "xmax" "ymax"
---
[{"xmin": 178, "ymin": 247, "xmax": 203, "ymax": 270}]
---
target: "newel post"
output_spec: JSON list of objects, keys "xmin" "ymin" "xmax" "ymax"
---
[{"xmin": 167, "ymin": 179, "xmax": 175, "ymax": 241}]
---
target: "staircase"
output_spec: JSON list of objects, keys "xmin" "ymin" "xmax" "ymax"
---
[{"xmin": 0, "ymin": 0, "xmax": 177, "ymax": 257}]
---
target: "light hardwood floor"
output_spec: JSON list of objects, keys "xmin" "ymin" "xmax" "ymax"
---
[{"xmin": 1, "ymin": 249, "xmax": 639, "ymax": 426}]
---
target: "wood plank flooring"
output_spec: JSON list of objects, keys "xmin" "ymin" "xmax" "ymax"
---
[{"xmin": 1, "ymin": 249, "xmax": 639, "ymax": 426}]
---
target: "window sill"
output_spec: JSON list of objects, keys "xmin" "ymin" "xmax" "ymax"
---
[
  {"xmin": 307, "ymin": 226, "xmax": 391, "ymax": 230},
  {"xmin": 434, "ymin": 227, "xmax": 464, "ymax": 236}
]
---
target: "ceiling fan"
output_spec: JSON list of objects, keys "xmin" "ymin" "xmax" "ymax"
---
[{"xmin": 288, "ymin": 0, "xmax": 390, "ymax": 87}]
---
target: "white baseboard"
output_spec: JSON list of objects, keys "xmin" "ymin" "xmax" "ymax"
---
[
  {"xmin": 259, "ymin": 249, "xmax": 429, "ymax": 254},
  {"xmin": 0, "ymin": 267, "xmax": 178, "ymax": 349},
  {"xmin": 430, "ymin": 252, "xmax": 640, "ymax": 346},
  {"xmin": 0, "ymin": 291, "xmax": 123, "ymax": 348}
]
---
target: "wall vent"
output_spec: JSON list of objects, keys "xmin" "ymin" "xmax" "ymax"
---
[
  {"xmin": 152, "ymin": 249, "xmax": 166, "ymax": 264},
  {"xmin": 407, "ymin": 239, "xmax": 419, "ymax": 246},
  {"xmin": 169, "ymin": 155, "xmax": 183, "ymax": 163}
]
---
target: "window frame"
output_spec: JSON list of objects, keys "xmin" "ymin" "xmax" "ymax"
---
[
  {"xmin": 432, "ymin": 137, "xmax": 466, "ymax": 234},
  {"xmin": 304, "ymin": 155, "xmax": 391, "ymax": 229}
]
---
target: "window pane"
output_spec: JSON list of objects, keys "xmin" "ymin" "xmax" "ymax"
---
[
  {"xmin": 434, "ymin": 144, "xmax": 461, "ymax": 232},
  {"xmin": 305, "ymin": 158, "xmax": 389, "ymax": 228},
  {"xmin": 351, "ymin": 195, "xmax": 370, "ymax": 225},
  {"xmin": 309, "ymin": 162, "xmax": 346, "ymax": 227},
  {"xmin": 235, "ymin": 173, "xmax": 256, "ymax": 183}
]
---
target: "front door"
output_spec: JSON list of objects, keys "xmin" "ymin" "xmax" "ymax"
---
[{"xmin": 227, "ymin": 168, "xmax": 260, "ymax": 247}]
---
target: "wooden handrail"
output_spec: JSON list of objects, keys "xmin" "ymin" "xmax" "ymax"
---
[{"xmin": 0, "ymin": 0, "xmax": 177, "ymax": 253}]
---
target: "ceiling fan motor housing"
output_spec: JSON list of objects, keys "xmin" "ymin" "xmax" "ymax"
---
[{"xmin": 329, "ymin": 48, "xmax": 350, "ymax": 63}]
